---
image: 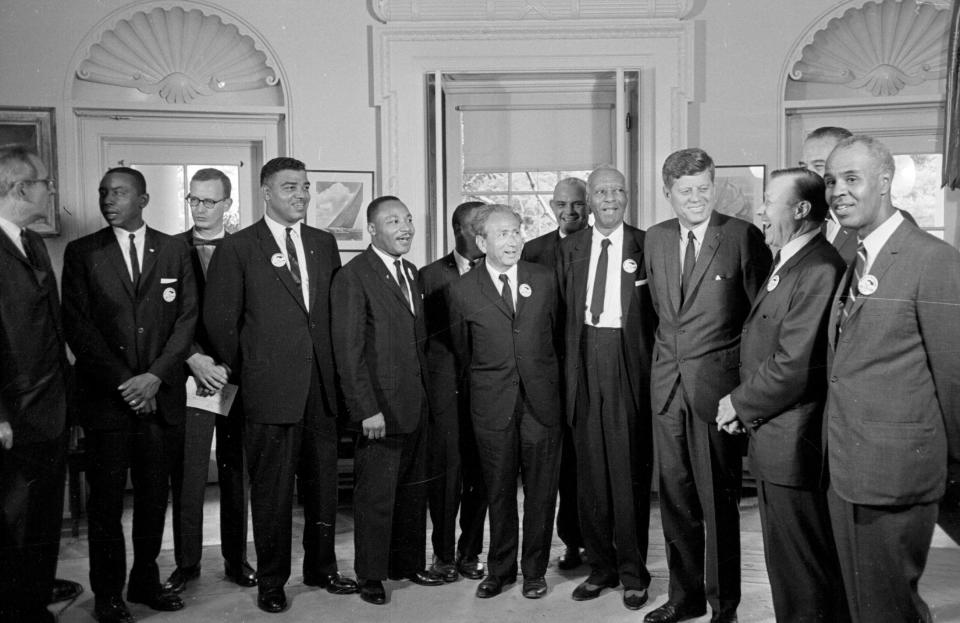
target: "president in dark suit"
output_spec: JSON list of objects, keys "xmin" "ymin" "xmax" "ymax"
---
[
  {"xmin": 204, "ymin": 157, "xmax": 356, "ymax": 614},
  {"xmin": 520, "ymin": 177, "xmax": 587, "ymax": 570},
  {"xmin": 716, "ymin": 167, "xmax": 848, "ymax": 622},
  {"xmin": 164, "ymin": 168, "xmax": 254, "ymax": 595},
  {"xmin": 421, "ymin": 200, "xmax": 488, "ymax": 582},
  {"xmin": 557, "ymin": 166, "xmax": 657, "ymax": 611},
  {"xmin": 332, "ymin": 196, "xmax": 442, "ymax": 606},
  {"xmin": 0, "ymin": 145, "xmax": 68, "ymax": 623},
  {"xmin": 448, "ymin": 204, "xmax": 563, "ymax": 600},
  {"xmin": 62, "ymin": 167, "xmax": 197, "ymax": 622},
  {"xmin": 822, "ymin": 135, "xmax": 960, "ymax": 623},
  {"xmin": 643, "ymin": 149, "xmax": 771, "ymax": 623}
]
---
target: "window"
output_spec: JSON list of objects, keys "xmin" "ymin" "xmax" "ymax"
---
[
  {"xmin": 891, "ymin": 154, "xmax": 944, "ymax": 239},
  {"xmin": 462, "ymin": 169, "xmax": 591, "ymax": 240}
]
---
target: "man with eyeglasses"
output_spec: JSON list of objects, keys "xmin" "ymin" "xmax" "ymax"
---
[
  {"xmin": 163, "ymin": 168, "xmax": 255, "ymax": 595},
  {"xmin": 62, "ymin": 167, "xmax": 198, "ymax": 622},
  {"xmin": 0, "ymin": 145, "xmax": 71, "ymax": 622}
]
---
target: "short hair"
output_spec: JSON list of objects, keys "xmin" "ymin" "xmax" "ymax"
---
[
  {"xmin": 104, "ymin": 166, "xmax": 147, "ymax": 194},
  {"xmin": 452, "ymin": 200, "xmax": 485, "ymax": 232},
  {"xmin": 471, "ymin": 203, "xmax": 519, "ymax": 238},
  {"xmin": 366, "ymin": 195, "xmax": 402, "ymax": 223},
  {"xmin": 833, "ymin": 134, "xmax": 896, "ymax": 178},
  {"xmin": 553, "ymin": 177, "xmax": 587, "ymax": 197},
  {"xmin": 662, "ymin": 148, "xmax": 715, "ymax": 187},
  {"xmin": 770, "ymin": 167, "xmax": 829, "ymax": 222},
  {"xmin": 0, "ymin": 144, "xmax": 39, "ymax": 198},
  {"xmin": 260, "ymin": 157, "xmax": 305, "ymax": 186},
  {"xmin": 805, "ymin": 126, "xmax": 853, "ymax": 142},
  {"xmin": 191, "ymin": 167, "xmax": 232, "ymax": 198}
]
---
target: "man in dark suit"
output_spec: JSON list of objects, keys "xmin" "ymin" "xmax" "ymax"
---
[
  {"xmin": 421, "ymin": 200, "xmax": 488, "ymax": 582},
  {"xmin": 204, "ymin": 157, "xmax": 357, "ymax": 614},
  {"xmin": 800, "ymin": 125, "xmax": 915, "ymax": 265},
  {"xmin": 822, "ymin": 135, "xmax": 960, "ymax": 623},
  {"xmin": 332, "ymin": 196, "xmax": 443, "ymax": 605},
  {"xmin": 643, "ymin": 149, "xmax": 771, "ymax": 623},
  {"xmin": 448, "ymin": 204, "xmax": 563, "ymax": 600},
  {"xmin": 0, "ymin": 145, "xmax": 70, "ymax": 623},
  {"xmin": 715, "ymin": 167, "xmax": 849, "ymax": 622},
  {"xmin": 163, "ymin": 168, "xmax": 254, "ymax": 594},
  {"xmin": 521, "ymin": 177, "xmax": 587, "ymax": 570},
  {"xmin": 62, "ymin": 167, "xmax": 198, "ymax": 622},
  {"xmin": 556, "ymin": 166, "xmax": 657, "ymax": 611}
]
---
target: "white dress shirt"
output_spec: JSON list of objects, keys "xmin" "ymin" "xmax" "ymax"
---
[
  {"xmin": 584, "ymin": 224, "xmax": 624, "ymax": 328},
  {"xmin": 372, "ymin": 243, "xmax": 415, "ymax": 314},
  {"xmin": 771, "ymin": 229, "xmax": 819, "ymax": 276},
  {"xmin": 485, "ymin": 261, "xmax": 519, "ymax": 309},
  {"xmin": 453, "ymin": 249, "xmax": 474, "ymax": 276},
  {"xmin": 679, "ymin": 219, "xmax": 711, "ymax": 278},
  {"xmin": 264, "ymin": 214, "xmax": 310, "ymax": 311},
  {"xmin": 824, "ymin": 210, "xmax": 841, "ymax": 243},
  {"xmin": 112, "ymin": 223, "xmax": 147, "ymax": 282}
]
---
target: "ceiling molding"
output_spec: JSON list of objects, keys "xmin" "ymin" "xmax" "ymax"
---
[{"xmin": 370, "ymin": 0, "xmax": 697, "ymax": 22}]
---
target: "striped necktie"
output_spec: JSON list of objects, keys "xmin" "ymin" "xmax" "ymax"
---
[{"xmin": 839, "ymin": 239, "xmax": 866, "ymax": 332}]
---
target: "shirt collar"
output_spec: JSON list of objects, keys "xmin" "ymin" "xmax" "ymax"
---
[
  {"xmin": 775, "ymin": 228, "xmax": 819, "ymax": 271},
  {"xmin": 680, "ymin": 218, "xmax": 710, "ymax": 243},
  {"xmin": 452, "ymin": 249, "xmax": 473, "ymax": 275},
  {"xmin": 0, "ymin": 215, "xmax": 23, "ymax": 248},
  {"xmin": 593, "ymin": 222, "xmax": 624, "ymax": 247},
  {"xmin": 861, "ymin": 210, "xmax": 904, "ymax": 266},
  {"xmin": 264, "ymin": 213, "xmax": 301, "ymax": 238},
  {"xmin": 112, "ymin": 223, "xmax": 146, "ymax": 245},
  {"xmin": 193, "ymin": 226, "xmax": 225, "ymax": 240},
  {"xmin": 484, "ymin": 259, "xmax": 519, "ymax": 287},
  {"xmin": 371, "ymin": 243, "xmax": 404, "ymax": 273}
]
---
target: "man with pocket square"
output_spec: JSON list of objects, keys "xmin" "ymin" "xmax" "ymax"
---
[
  {"xmin": 62, "ymin": 167, "xmax": 198, "ymax": 622},
  {"xmin": 643, "ymin": 149, "xmax": 771, "ymax": 623},
  {"xmin": 556, "ymin": 166, "xmax": 658, "ymax": 611}
]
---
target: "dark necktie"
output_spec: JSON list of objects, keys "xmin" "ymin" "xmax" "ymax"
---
[
  {"xmin": 839, "ymin": 239, "xmax": 866, "ymax": 333},
  {"xmin": 681, "ymin": 230, "xmax": 696, "ymax": 304},
  {"xmin": 285, "ymin": 227, "xmax": 302, "ymax": 285},
  {"xmin": 394, "ymin": 259, "xmax": 412, "ymax": 312},
  {"xmin": 20, "ymin": 229, "xmax": 39, "ymax": 267},
  {"xmin": 589, "ymin": 238, "xmax": 611, "ymax": 325},
  {"xmin": 768, "ymin": 250, "xmax": 781, "ymax": 280},
  {"xmin": 499, "ymin": 273, "xmax": 515, "ymax": 317},
  {"xmin": 129, "ymin": 233, "xmax": 140, "ymax": 286}
]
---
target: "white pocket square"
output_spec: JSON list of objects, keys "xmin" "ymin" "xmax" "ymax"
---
[
  {"xmin": 634, "ymin": 279, "xmax": 648, "ymax": 286},
  {"xmin": 160, "ymin": 278, "xmax": 178, "ymax": 284}
]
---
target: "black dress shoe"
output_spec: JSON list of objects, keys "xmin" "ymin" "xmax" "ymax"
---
[
  {"xmin": 257, "ymin": 587, "xmax": 287, "ymax": 613},
  {"xmin": 623, "ymin": 588, "xmax": 649, "ymax": 610},
  {"xmin": 224, "ymin": 560, "xmax": 257, "ymax": 587},
  {"xmin": 404, "ymin": 569, "xmax": 444, "ymax": 586},
  {"xmin": 359, "ymin": 579, "xmax": 386, "ymax": 605},
  {"xmin": 126, "ymin": 586, "xmax": 184, "ymax": 612},
  {"xmin": 710, "ymin": 609, "xmax": 738, "ymax": 623},
  {"xmin": 94, "ymin": 596, "xmax": 135, "ymax": 623},
  {"xmin": 475, "ymin": 575, "xmax": 514, "ymax": 598},
  {"xmin": 162, "ymin": 565, "xmax": 200, "ymax": 593},
  {"xmin": 571, "ymin": 574, "xmax": 619, "ymax": 601},
  {"xmin": 455, "ymin": 555, "xmax": 486, "ymax": 580},
  {"xmin": 557, "ymin": 546, "xmax": 583, "ymax": 570},
  {"xmin": 644, "ymin": 601, "xmax": 707, "ymax": 623},
  {"xmin": 429, "ymin": 558, "xmax": 459, "ymax": 582},
  {"xmin": 522, "ymin": 576, "xmax": 547, "ymax": 599},
  {"xmin": 303, "ymin": 572, "xmax": 359, "ymax": 594},
  {"xmin": 50, "ymin": 578, "xmax": 84, "ymax": 603}
]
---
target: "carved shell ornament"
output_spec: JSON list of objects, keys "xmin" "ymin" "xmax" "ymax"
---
[
  {"xmin": 77, "ymin": 7, "xmax": 278, "ymax": 104},
  {"xmin": 790, "ymin": 0, "xmax": 948, "ymax": 96}
]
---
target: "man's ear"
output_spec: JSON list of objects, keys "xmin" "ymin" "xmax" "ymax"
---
[
  {"xmin": 475, "ymin": 234, "xmax": 488, "ymax": 255},
  {"xmin": 794, "ymin": 200, "xmax": 811, "ymax": 220}
]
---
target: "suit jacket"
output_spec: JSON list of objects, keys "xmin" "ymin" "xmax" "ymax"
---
[
  {"xmin": 447, "ymin": 260, "xmax": 562, "ymax": 431},
  {"xmin": 176, "ymin": 229, "xmax": 229, "ymax": 358},
  {"xmin": 0, "ymin": 228, "xmax": 67, "ymax": 444},
  {"xmin": 826, "ymin": 219, "xmax": 960, "ymax": 506},
  {"xmin": 62, "ymin": 227, "xmax": 197, "ymax": 430},
  {"xmin": 331, "ymin": 247, "xmax": 427, "ymax": 435},
  {"xmin": 420, "ymin": 253, "xmax": 464, "ymax": 421},
  {"xmin": 828, "ymin": 223, "xmax": 858, "ymax": 266},
  {"xmin": 521, "ymin": 230, "xmax": 561, "ymax": 268},
  {"xmin": 731, "ymin": 234, "xmax": 845, "ymax": 487},
  {"xmin": 203, "ymin": 218, "xmax": 340, "ymax": 425},
  {"xmin": 645, "ymin": 211, "xmax": 771, "ymax": 422},
  {"xmin": 557, "ymin": 224, "xmax": 657, "ymax": 425}
]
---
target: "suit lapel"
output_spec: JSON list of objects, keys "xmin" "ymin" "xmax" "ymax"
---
[
  {"xmin": 477, "ymin": 260, "xmax": 513, "ymax": 320},
  {"xmin": 620, "ymin": 228, "xmax": 643, "ymax": 318},
  {"xmin": 302, "ymin": 227, "xmax": 321, "ymax": 312},
  {"xmin": 680, "ymin": 216, "xmax": 722, "ymax": 313},
  {"xmin": 98, "ymin": 229, "xmax": 136, "ymax": 300},
  {"xmin": 844, "ymin": 222, "xmax": 906, "ymax": 325},
  {"xmin": 515, "ymin": 263, "xmax": 528, "ymax": 318},
  {"xmin": 138, "ymin": 228, "xmax": 160, "ymax": 296},
  {"xmin": 664, "ymin": 224, "xmax": 683, "ymax": 314},
  {"xmin": 571, "ymin": 230, "xmax": 592, "ymax": 321},
  {"xmin": 364, "ymin": 248, "xmax": 415, "ymax": 315},
  {"xmin": 256, "ymin": 219, "xmax": 307, "ymax": 314}
]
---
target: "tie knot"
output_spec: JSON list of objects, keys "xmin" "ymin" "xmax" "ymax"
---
[
  {"xmin": 285, "ymin": 226, "xmax": 293, "ymax": 236},
  {"xmin": 129, "ymin": 233, "xmax": 135, "ymax": 242},
  {"xmin": 687, "ymin": 230, "xmax": 696, "ymax": 243},
  {"xmin": 600, "ymin": 238, "xmax": 611, "ymax": 249},
  {"xmin": 394, "ymin": 259, "xmax": 402, "ymax": 269},
  {"xmin": 499, "ymin": 273, "xmax": 509, "ymax": 284}
]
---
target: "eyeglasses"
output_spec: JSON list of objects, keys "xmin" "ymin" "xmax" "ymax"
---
[
  {"xmin": 186, "ymin": 194, "xmax": 227, "ymax": 209},
  {"xmin": 23, "ymin": 178, "xmax": 55, "ymax": 191}
]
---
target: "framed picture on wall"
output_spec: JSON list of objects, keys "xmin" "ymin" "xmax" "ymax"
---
[
  {"xmin": 307, "ymin": 169, "xmax": 374, "ymax": 250},
  {"xmin": 0, "ymin": 107, "xmax": 59, "ymax": 236},
  {"xmin": 714, "ymin": 165, "xmax": 765, "ymax": 226}
]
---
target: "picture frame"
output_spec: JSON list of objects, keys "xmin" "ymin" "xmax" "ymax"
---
[
  {"xmin": 0, "ymin": 107, "xmax": 59, "ymax": 236},
  {"xmin": 714, "ymin": 164, "xmax": 765, "ymax": 226},
  {"xmin": 307, "ymin": 169, "xmax": 375, "ymax": 250}
]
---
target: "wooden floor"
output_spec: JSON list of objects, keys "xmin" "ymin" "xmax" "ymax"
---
[{"xmin": 51, "ymin": 489, "xmax": 960, "ymax": 622}]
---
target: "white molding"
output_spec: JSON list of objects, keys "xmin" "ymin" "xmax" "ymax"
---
[{"xmin": 370, "ymin": 0, "xmax": 697, "ymax": 22}]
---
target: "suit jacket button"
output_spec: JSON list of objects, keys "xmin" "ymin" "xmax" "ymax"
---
[
  {"xmin": 137, "ymin": 327, "xmax": 144, "ymax": 334},
  {"xmin": 830, "ymin": 376, "xmax": 838, "ymax": 382},
  {"xmin": 513, "ymin": 329, "xmax": 520, "ymax": 334}
]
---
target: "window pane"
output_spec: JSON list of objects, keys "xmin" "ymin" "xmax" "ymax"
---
[
  {"xmin": 464, "ymin": 172, "xmax": 508, "ymax": 193},
  {"xmin": 891, "ymin": 154, "xmax": 944, "ymax": 229}
]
